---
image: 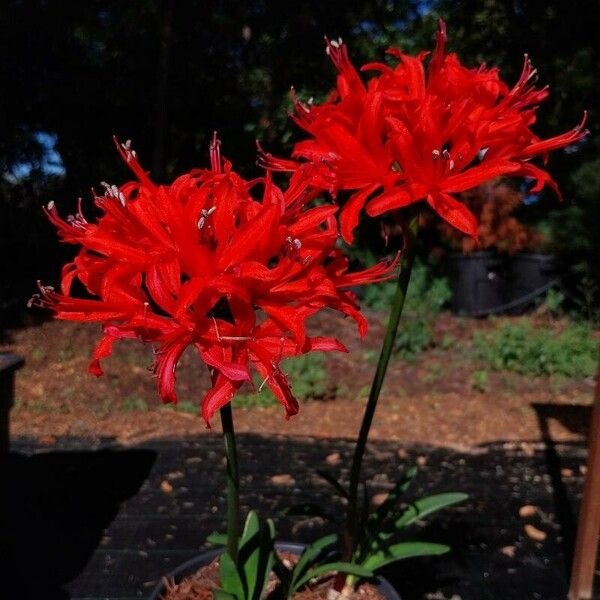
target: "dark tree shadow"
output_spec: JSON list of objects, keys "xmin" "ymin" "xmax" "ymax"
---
[
  {"xmin": 0, "ymin": 447, "xmax": 156, "ymax": 599},
  {"xmin": 532, "ymin": 402, "xmax": 592, "ymax": 577}
]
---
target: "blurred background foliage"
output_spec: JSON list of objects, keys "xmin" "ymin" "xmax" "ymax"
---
[{"xmin": 1, "ymin": 0, "xmax": 598, "ymax": 317}]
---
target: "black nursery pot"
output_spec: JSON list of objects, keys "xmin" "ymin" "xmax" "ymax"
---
[
  {"xmin": 504, "ymin": 252, "xmax": 562, "ymax": 315},
  {"xmin": 148, "ymin": 542, "xmax": 401, "ymax": 600},
  {"xmin": 448, "ymin": 250, "xmax": 505, "ymax": 317}
]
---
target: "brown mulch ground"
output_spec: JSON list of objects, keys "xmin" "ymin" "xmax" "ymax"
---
[{"xmin": 3, "ymin": 312, "xmax": 595, "ymax": 447}]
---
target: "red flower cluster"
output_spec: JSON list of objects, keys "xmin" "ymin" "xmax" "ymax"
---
[
  {"xmin": 31, "ymin": 137, "xmax": 396, "ymax": 424},
  {"xmin": 263, "ymin": 21, "xmax": 588, "ymax": 242}
]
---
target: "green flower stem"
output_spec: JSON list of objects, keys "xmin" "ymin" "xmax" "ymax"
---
[
  {"xmin": 342, "ymin": 210, "xmax": 420, "ymax": 562},
  {"xmin": 219, "ymin": 402, "xmax": 240, "ymax": 563}
]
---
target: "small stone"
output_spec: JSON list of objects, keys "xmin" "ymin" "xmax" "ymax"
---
[
  {"xmin": 186, "ymin": 457, "xmax": 202, "ymax": 464},
  {"xmin": 38, "ymin": 435, "xmax": 57, "ymax": 446},
  {"xmin": 326, "ymin": 452, "xmax": 341, "ymax": 466},
  {"xmin": 371, "ymin": 493, "xmax": 389, "ymax": 507},
  {"xmin": 500, "ymin": 545, "xmax": 516, "ymax": 558},
  {"xmin": 518, "ymin": 505, "xmax": 538, "ymax": 518},
  {"xmin": 560, "ymin": 468, "xmax": 574, "ymax": 478},
  {"xmin": 580, "ymin": 465, "xmax": 588, "ymax": 475},
  {"xmin": 397, "ymin": 448, "xmax": 408, "ymax": 459},
  {"xmin": 416, "ymin": 455, "xmax": 427, "ymax": 467},
  {"xmin": 167, "ymin": 470, "xmax": 184, "ymax": 480},
  {"xmin": 160, "ymin": 480, "xmax": 173, "ymax": 494},
  {"xmin": 524, "ymin": 524, "xmax": 547, "ymax": 542},
  {"xmin": 271, "ymin": 474, "xmax": 295, "ymax": 486}
]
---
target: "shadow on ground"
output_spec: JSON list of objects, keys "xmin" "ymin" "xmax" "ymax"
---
[
  {"xmin": 1, "ymin": 447, "xmax": 156, "ymax": 599},
  {"xmin": 3, "ymin": 434, "xmax": 591, "ymax": 600}
]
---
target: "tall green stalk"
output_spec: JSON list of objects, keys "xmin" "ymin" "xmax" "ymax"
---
[
  {"xmin": 342, "ymin": 210, "xmax": 420, "ymax": 561},
  {"xmin": 220, "ymin": 402, "xmax": 240, "ymax": 562}
]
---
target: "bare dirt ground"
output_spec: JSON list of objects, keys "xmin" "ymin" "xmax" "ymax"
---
[{"xmin": 2, "ymin": 311, "xmax": 595, "ymax": 447}]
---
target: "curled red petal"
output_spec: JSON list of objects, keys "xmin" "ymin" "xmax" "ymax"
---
[
  {"xmin": 427, "ymin": 193, "xmax": 479, "ymax": 239},
  {"xmin": 201, "ymin": 374, "xmax": 239, "ymax": 426},
  {"xmin": 340, "ymin": 183, "xmax": 381, "ymax": 243}
]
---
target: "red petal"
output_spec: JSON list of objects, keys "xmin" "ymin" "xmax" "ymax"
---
[
  {"xmin": 340, "ymin": 183, "xmax": 380, "ymax": 243},
  {"xmin": 201, "ymin": 374, "xmax": 239, "ymax": 425},
  {"xmin": 154, "ymin": 336, "xmax": 190, "ymax": 404},
  {"xmin": 427, "ymin": 193, "xmax": 479, "ymax": 239}
]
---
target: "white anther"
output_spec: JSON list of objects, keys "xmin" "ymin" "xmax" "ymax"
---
[
  {"xmin": 198, "ymin": 206, "xmax": 216, "ymax": 229},
  {"xmin": 338, "ymin": 37, "xmax": 343, "ymax": 45},
  {"xmin": 442, "ymin": 149, "xmax": 451, "ymax": 160},
  {"xmin": 432, "ymin": 149, "xmax": 441, "ymax": 160},
  {"xmin": 120, "ymin": 139, "xmax": 136, "ymax": 162},
  {"xmin": 325, "ymin": 46, "xmax": 330, "ymax": 55},
  {"xmin": 308, "ymin": 97, "xmax": 314, "ymax": 105},
  {"xmin": 287, "ymin": 236, "xmax": 302, "ymax": 250},
  {"xmin": 449, "ymin": 160, "xmax": 455, "ymax": 171},
  {"xmin": 100, "ymin": 181, "xmax": 126, "ymax": 206},
  {"xmin": 47, "ymin": 201, "xmax": 55, "ymax": 210},
  {"xmin": 330, "ymin": 39, "xmax": 340, "ymax": 49}
]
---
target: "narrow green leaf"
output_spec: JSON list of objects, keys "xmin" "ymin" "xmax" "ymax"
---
[
  {"xmin": 394, "ymin": 493, "xmax": 468, "ymax": 529},
  {"xmin": 213, "ymin": 588, "xmax": 238, "ymax": 600},
  {"xmin": 253, "ymin": 519, "xmax": 276, "ymax": 600},
  {"xmin": 219, "ymin": 552, "xmax": 244, "ymax": 600},
  {"xmin": 207, "ymin": 533, "xmax": 228, "ymax": 546},
  {"xmin": 316, "ymin": 470, "xmax": 349, "ymax": 498},
  {"xmin": 363, "ymin": 542, "xmax": 450, "ymax": 571},
  {"xmin": 239, "ymin": 511, "xmax": 261, "ymax": 600},
  {"xmin": 293, "ymin": 562, "xmax": 374, "ymax": 592},
  {"xmin": 290, "ymin": 533, "xmax": 338, "ymax": 590},
  {"xmin": 272, "ymin": 555, "xmax": 293, "ymax": 598},
  {"xmin": 371, "ymin": 467, "xmax": 418, "ymax": 524}
]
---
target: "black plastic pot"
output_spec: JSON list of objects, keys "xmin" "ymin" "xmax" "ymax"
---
[
  {"xmin": 448, "ymin": 251, "xmax": 505, "ymax": 317},
  {"xmin": 504, "ymin": 252, "xmax": 562, "ymax": 315},
  {"xmin": 148, "ymin": 542, "xmax": 401, "ymax": 600}
]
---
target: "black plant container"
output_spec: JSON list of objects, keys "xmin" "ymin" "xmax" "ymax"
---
[
  {"xmin": 448, "ymin": 250, "xmax": 505, "ymax": 317},
  {"xmin": 505, "ymin": 252, "xmax": 563, "ymax": 315},
  {"xmin": 148, "ymin": 542, "xmax": 401, "ymax": 600}
]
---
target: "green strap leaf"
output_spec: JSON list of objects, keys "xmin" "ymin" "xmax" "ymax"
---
[
  {"xmin": 207, "ymin": 533, "xmax": 228, "ymax": 546},
  {"xmin": 316, "ymin": 469, "xmax": 349, "ymax": 499},
  {"xmin": 290, "ymin": 533, "xmax": 338, "ymax": 590},
  {"xmin": 293, "ymin": 562, "xmax": 374, "ymax": 593},
  {"xmin": 213, "ymin": 589, "xmax": 238, "ymax": 600},
  {"xmin": 363, "ymin": 542, "xmax": 450, "ymax": 571},
  {"xmin": 219, "ymin": 552, "xmax": 244, "ymax": 600},
  {"xmin": 371, "ymin": 467, "xmax": 418, "ymax": 525},
  {"xmin": 272, "ymin": 555, "xmax": 293, "ymax": 598},
  {"xmin": 394, "ymin": 493, "xmax": 468, "ymax": 529},
  {"xmin": 253, "ymin": 519, "xmax": 276, "ymax": 600},
  {"xmin": 239, "ymin": 511, "xmax": 261, "ymax": 600}
]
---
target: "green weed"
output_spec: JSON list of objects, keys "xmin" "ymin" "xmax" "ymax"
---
[
  {"xmin": 234, "ymin": 353, "xmax": 329, "ymax": 409},
  {"xmin": 474, "ymin": 319, "xmax": 597, "ymax": 378},
  {"xmin": 122, "ymin": 395, "xmax": 148, "ymax": 411},
  {"xmin": 364, "ymin": 260, "xmax": 451, "ymax": 360}
]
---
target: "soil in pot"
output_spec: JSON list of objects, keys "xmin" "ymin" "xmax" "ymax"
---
[{"xmin": 160, "ymin": 551, "xmax": 388, "ymax": 600}]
